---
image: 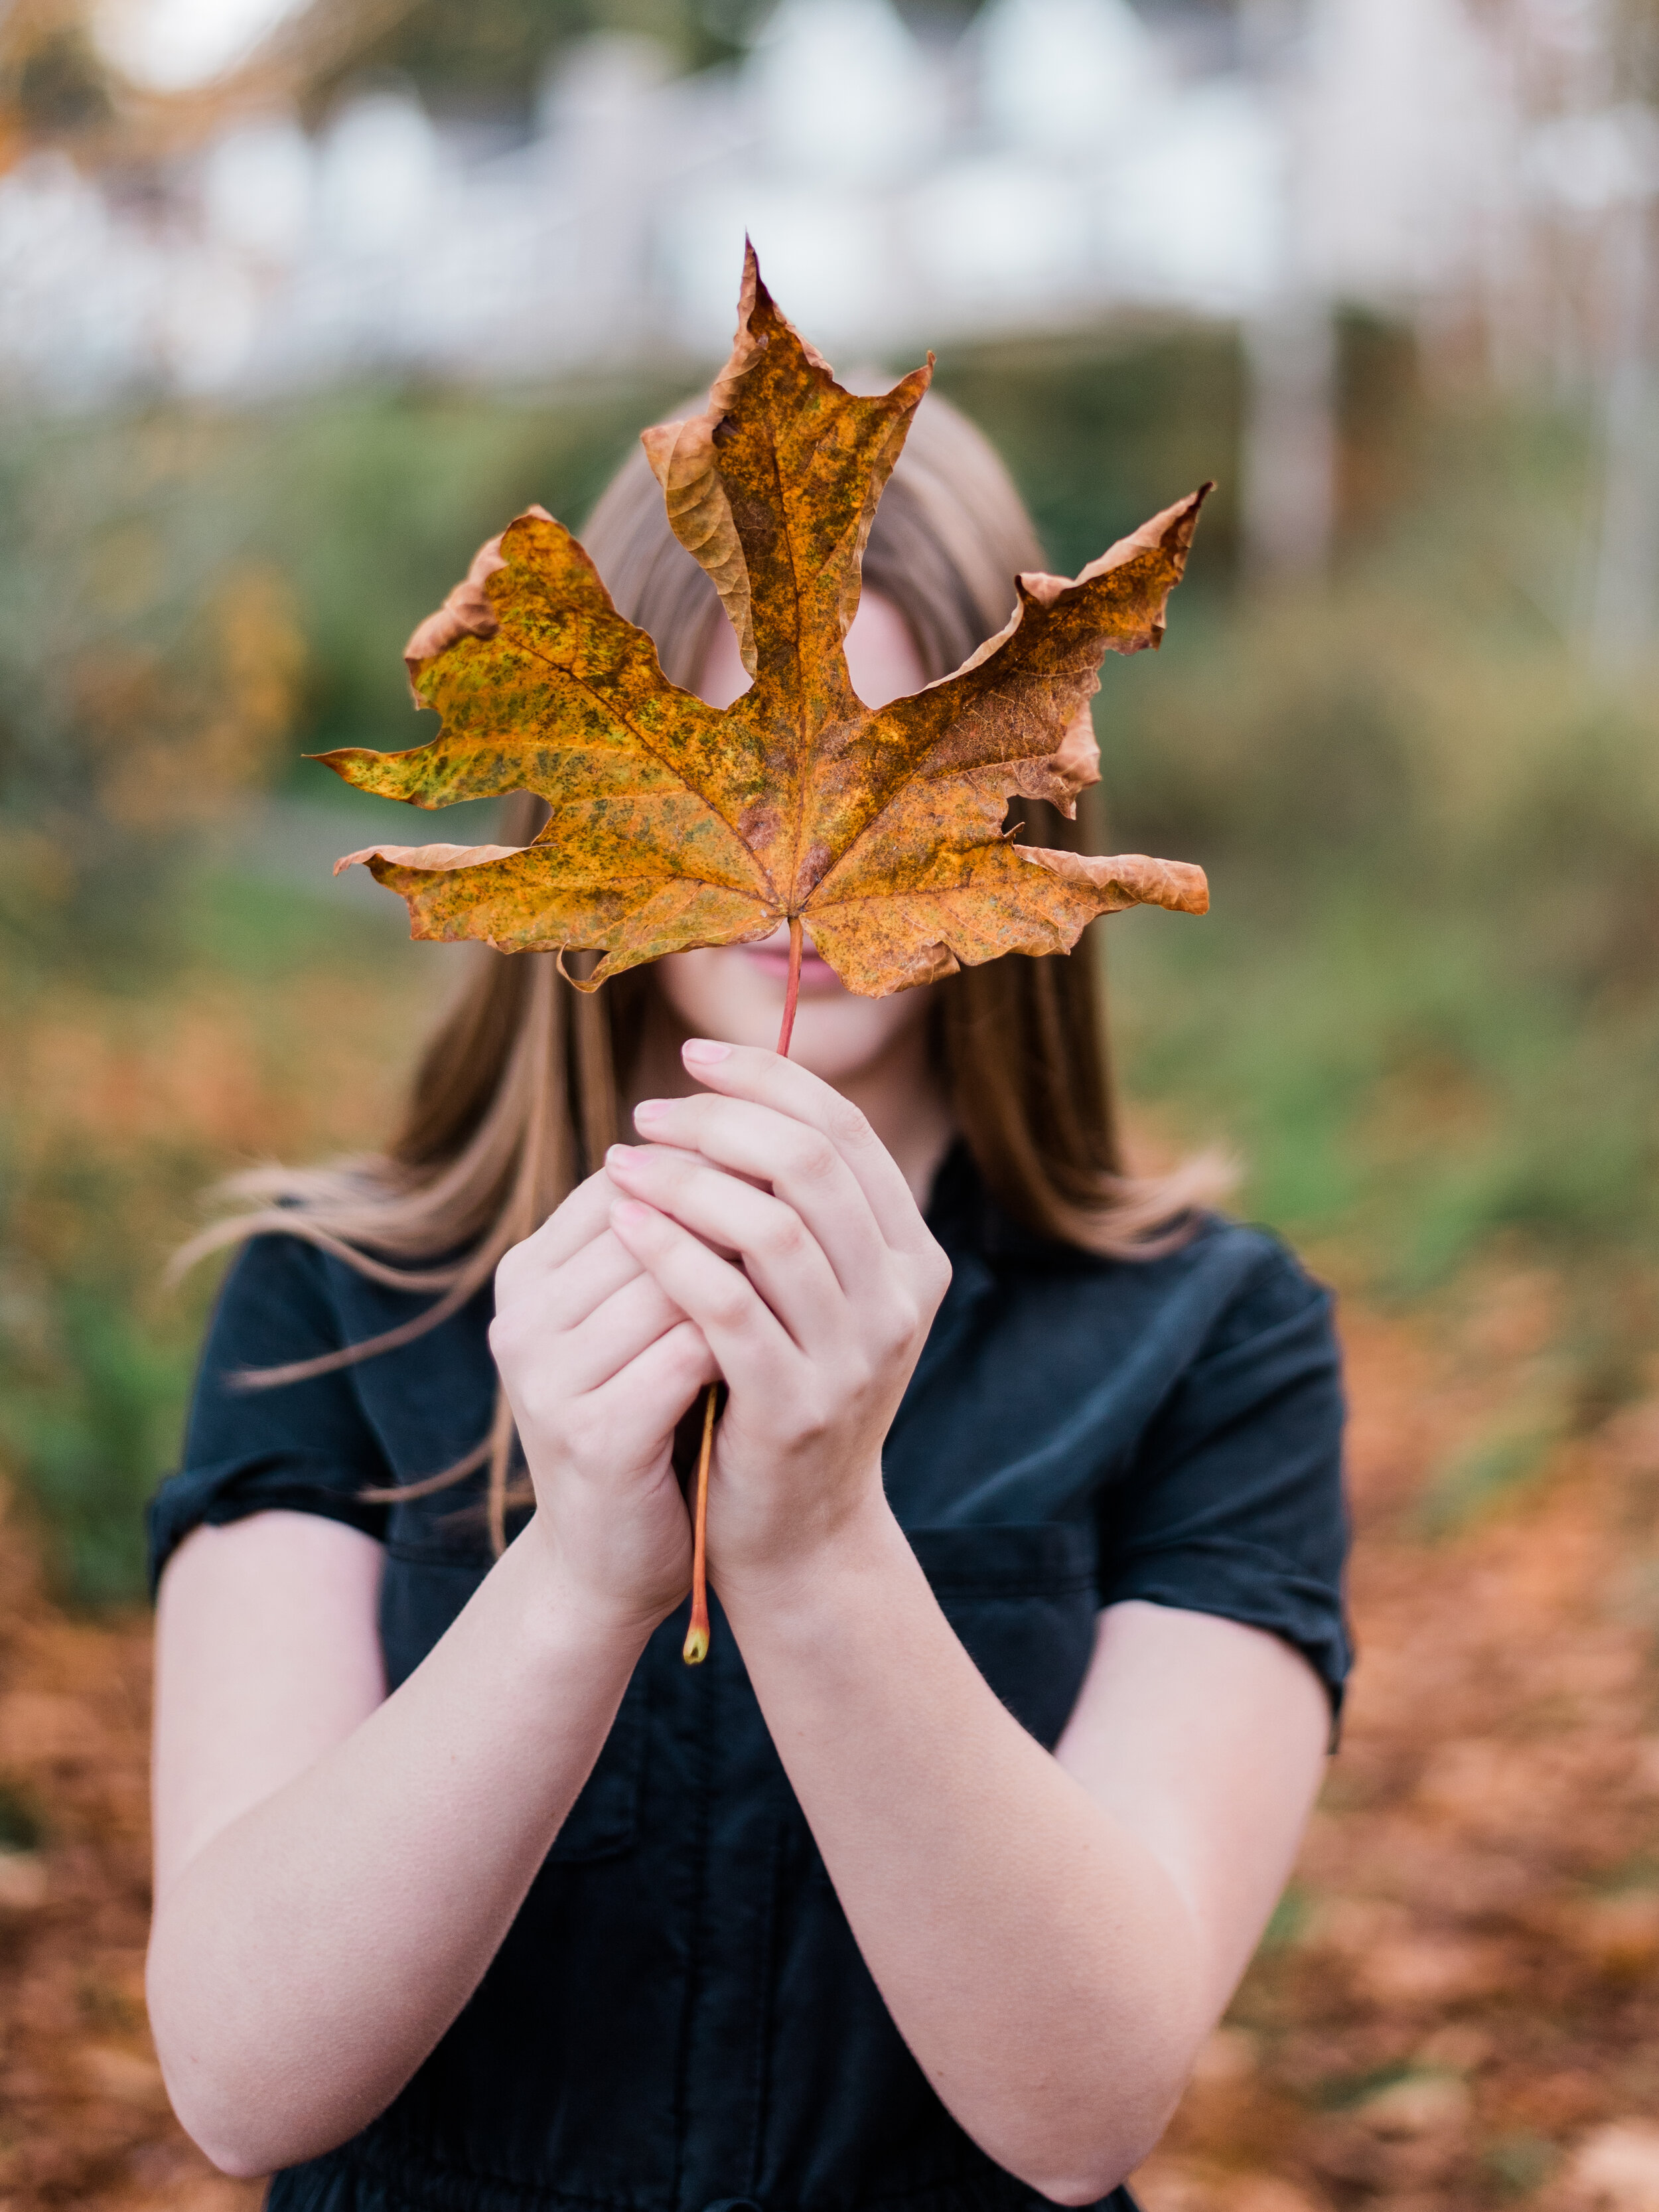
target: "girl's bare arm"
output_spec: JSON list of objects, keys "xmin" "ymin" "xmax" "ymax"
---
[
  {"xmin": 148, "ymin": 1171, "xmax": 717, "ymax": 2180},
  {"xmin": 724, "ymin": 1555, "xmax": 1327, "ymax": 2205},
  {"xmin": 607, "ymin": 1041, "xmax": 1331, "ymax": 2205},
  {"xmin": 147, "ymin": 1512, "xmax": 654, "ymax": 2179}
]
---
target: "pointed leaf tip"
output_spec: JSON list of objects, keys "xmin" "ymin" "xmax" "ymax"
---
[
  {"xmin": 1020, "ymin": 847, "xmax": 1209, "ymax": 915},
  {"xmin": 334, "ymin": 840, "xmax": 523, "ymax": 879},
  {"xmin": 401, "ymin": 503, "xmax": 555, "ymax": 698}
]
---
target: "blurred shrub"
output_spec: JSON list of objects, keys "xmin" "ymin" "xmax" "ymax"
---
[
  {"xmin": 0, "ymin": 376, "xmax": 684, "ymax": 1599},
  {"xmin": 0, "ymin": 376, "xmax": 688, "ymax": 982},
  {"xmin": 934, "ymin": 324, "xmax": 1243, "ymax": 585},
  {"xmin": 0, "ymin": 412, "xmax": 305, "ymax": 970},
  {"xmin": 0, "ymin": 931, "xmax": 439, "ymax": 1602},
  {"xmin": 0, "ymin": 1139, "xmax": 209, "ymax": 1604},
  {"xmin": 257, "ymin": 378, "xmax": 684, "ymax": 761},
  {"xmin": 1098, "ymin": 390, "xmax": 1659, "ymax": 1393}
]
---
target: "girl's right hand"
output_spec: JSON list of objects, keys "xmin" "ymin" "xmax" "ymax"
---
[{"xmin": 488, "ymin": 1169, "xmax": 717, "ymax": 1633}]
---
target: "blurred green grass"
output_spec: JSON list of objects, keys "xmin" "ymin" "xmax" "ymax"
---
[{"xmin": 2, "ymin": 326, "xmax": 1656, "ymax": 1597}]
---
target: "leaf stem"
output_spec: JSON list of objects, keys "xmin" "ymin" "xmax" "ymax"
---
[
  {"xmin": 681, "ymin": 1383, "xmax": 717, "ymax": 1665},
  {"xmin": 681, "ymin": 918, "xmax": 804, "ymax": 1666},
  {"xmin": 778, "ymin": 914, "xmax": 804, "ymax": 1059}
]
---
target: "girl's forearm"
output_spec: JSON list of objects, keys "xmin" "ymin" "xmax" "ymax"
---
[
  {"xmin": 147, "ymin": 1528, "xmax": 652, "ymax": 2181},
  {"xmin": 721, "ymin": 1501, "xmax": 1208, "ymax": 2206}
]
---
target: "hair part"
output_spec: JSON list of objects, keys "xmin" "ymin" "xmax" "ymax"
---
[{"xmin": 186, "ymin": 388, "xmax": 1228, "ymax": 1548}]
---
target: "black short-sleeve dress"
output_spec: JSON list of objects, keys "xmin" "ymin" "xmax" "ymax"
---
[{"xmin": 149, "ymin": 1142, "xmax": 1350, "ymax": 2212}]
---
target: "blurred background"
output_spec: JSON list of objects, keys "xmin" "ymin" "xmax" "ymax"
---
[{"xmin": 3, "ymin": 0, "xmax": 1659, "ymax": 2206}]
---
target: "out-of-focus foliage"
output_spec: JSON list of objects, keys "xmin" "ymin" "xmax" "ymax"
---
[
  {"xmin": 0, "ymin": 0, "xmax": 121, "ymax": 163},
  {"xmin": 0, "ymin": 380, "xmax": 684, "ymax": 976},
  {"xmin": 296, "ymin": 0, "xmax": 742, "ymax": 111},
  {"xmin": 0, "ymin": 374, "xmax": 687, "ymax": 1600},
  {"xmin": 0, "ymin": 414, "xmax": 302, "ymax": 968},
  {"xmin": 1098, "ymin": 358, "xmax": 1659, "ymax": 1432},
  {"xmin": 1614, "ymin": 0, "xmax": 1659, "ymax": 96},
  {"xmin": 936, "ymin": 325, "xmax": 1244, "ymax": 587}
]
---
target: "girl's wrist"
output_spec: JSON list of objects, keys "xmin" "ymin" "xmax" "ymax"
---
[
  {"xmin": 717, "ymin": 1481, "xmax": 907, "ymax": 1644},
  {"xmin": 510, "ymin": 1516, "xmax": 668, "ymax": 1674}
]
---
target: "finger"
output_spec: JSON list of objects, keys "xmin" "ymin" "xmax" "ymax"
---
[
  {"xmin": 605, "ymin": 1143, "xmax": 843, "ymax": 1349},
  {"xmin": 556, "ymin": 1268, "xmax": 697, "ymax": 1396},
  {"xmin": 496, "ymin": 1168, "xmax": 624, "ymax": 1298},
  {"xmin": 609, "ymin": 1198, "xmax": 796, "ymax": 1398},
  {"xmin": 577, "ymin": 1318, "xmax": 718, "ymax": 1464},
  {"xmin": 598, "ymin": 1142, "xmax": 747, "ymax": 1258},
  {"xmin": 627, "ymin": 1093, "xmax": 887, "ymax": 1297},
  {"xmin": 677, "ymin": 1040, "xmax": 934, "ymax": 1256},
  {"xmin": 498, "ymin": 1224, "xmax": 646, "ymax": 1345},
  {"xmin": 538, "ymin": 1227, "xmax": 648, "ymax": 1333}
]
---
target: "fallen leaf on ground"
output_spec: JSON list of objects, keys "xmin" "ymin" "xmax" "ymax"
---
[{"xmin": 1565, "ymin": 2122, "xmax": 1659, "ymax": 2211}]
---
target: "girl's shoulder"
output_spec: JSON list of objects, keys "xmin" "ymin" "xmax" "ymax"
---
[
  {"xmin": 150, "ymin": 1226, "xmax": 492, "ymax": 1599},
  {"xmin": 930, "ymin": 1142, "xmax": 1334, "ymax": 1367}
]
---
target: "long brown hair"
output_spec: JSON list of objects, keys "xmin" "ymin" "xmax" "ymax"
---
[{"xmin": 180, "ymin": 390, "xmax": 1226, "ymax": 1548}]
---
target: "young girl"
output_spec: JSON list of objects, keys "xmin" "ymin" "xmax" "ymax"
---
[{"xmin": 145, "ymin": 392, "xmax": 1348, "ymax": 2212}]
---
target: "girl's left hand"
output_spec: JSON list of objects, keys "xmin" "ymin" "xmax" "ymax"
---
[{"xmin": 603, "ymin": 1039, "xmax": 952, "ymax": 1603}]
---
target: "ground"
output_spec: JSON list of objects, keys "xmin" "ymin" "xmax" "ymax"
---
[{"xmin": 1, "ymin": 1272, "xmax": 1658, "ymax": 2212}]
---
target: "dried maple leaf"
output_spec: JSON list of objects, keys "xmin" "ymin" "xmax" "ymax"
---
[{"xmin": 320, "ymin": 244, "xmax": 1210, "ymax": 1001}]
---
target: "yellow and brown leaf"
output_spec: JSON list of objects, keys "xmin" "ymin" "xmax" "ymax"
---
[{"xmin": 320, "ymin": 244, "xmax": 1209, "ymax": 996}]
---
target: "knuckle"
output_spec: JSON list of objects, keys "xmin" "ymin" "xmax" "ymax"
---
[
  {"xmin": 708, "ymin": 1278, "xmax": 753, "ymax": 1330},
  {"xmin": 875, "ymin": 1297, "xmax": 919, "ymax": 1357},
  {"xmin": 844, "ymin": 1355, "xmax": 877, "ymax": 1404},
  {"xmin": 790, "ymin": 1390, "xmax": 833, "ymax": 1442},
  {"xmin": 824, "ymin": 1096, "xmax": 870, "ymax": 1150},
  {"xmin": 660, "ymin": 1316, "xmax": 698, "ymax": 1359},
  {"xmin": 666, "ymin": 1321, "xmax": 713, "ymax": 1377},
  {"xmin": 790, "ymin": 1132, "xmax": 839, "ymax": 1184},
  {"xmin": 561, "ymin": 1404, "xmax": 602, "ymax": 1460},
  {"xmin": 760, "ymin": 1207, "xmax": 808, "ymax": 1260}
]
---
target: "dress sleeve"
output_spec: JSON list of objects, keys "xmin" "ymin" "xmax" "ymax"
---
[
  {"xmin": 147, "ymin": 1233, "xmax": 394, "ymax": 1597},
  {"xmin": 1096, "ymin": 1232, "xmax": 1351, "ymax": 1730}
]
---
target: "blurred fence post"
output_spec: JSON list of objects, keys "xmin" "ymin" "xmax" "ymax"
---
[
  {"xmin": 1589, "ymin": 196, "xmax": 1659, "ymax": 668},
  {"xmin": 1237, "ymin": 0, "xmax": 1334, "ymax": 583},
  {"xmin": 1242, "ymin": 295, "xmax": 1336, "ymax": 581}
]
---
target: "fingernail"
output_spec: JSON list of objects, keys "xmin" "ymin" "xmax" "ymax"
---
[
  {"xmin": 606, "ymin": 1143, "xmax": 638, "ymax": 1169},
  {"xmin": 683, "ymin": 1038, "xmax": 731, "ymax": 1065},
  {"xmin": 611, "ymin": 1199, "xmax": 652, "ymax": 1228},
  {"xmin": 633, "ymin": 1098, "xmax": 669, "ymax": 1123}
]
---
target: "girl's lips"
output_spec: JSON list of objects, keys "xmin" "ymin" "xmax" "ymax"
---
[{"xmin": 739, "ymin": 940, "xmax": 841, "ymax": 992}]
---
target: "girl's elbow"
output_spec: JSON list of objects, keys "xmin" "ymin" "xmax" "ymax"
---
[
  {"xmin": 192, "ymin": 2131, "xmax": 272, "ymax": 2185},
  {"xmin": 151, "ymin": 2006, "xmax": 321, "ymax": 2181},
  {"xmin": 157, "ymin": 2047, "xmax": 291, "ymax": 2183},
  {"xmin": 147, "ymin": 1994, "xmax": 260, "ymax": 2174},
  {"xmin": 991, "ymin": 2155, "xmax": 1097, "ymax": 2211},
  {"xmin": 165, "ymin": 2076, "xmax": 338, "ymax": 2185},
  {"xmin": 999, "ymin": 2073, "xmax": 1189, "ymax": 2205},
  {"xmin": 159, "ymin": 2072, "xmax": 276, "ymax": 2183},
  {"xmin": 1031, "ymin": 2177, "xmax": 1127, "ymax": 2210},
  {"xmin": 1007, "ymin": 2145, "xmax": 1145, "ymax": 2209}
]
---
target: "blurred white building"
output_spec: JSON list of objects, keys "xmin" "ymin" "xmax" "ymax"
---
[{"xmin": 0, "ymin": 0, "xmax": 1647, "ymax": 413}]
